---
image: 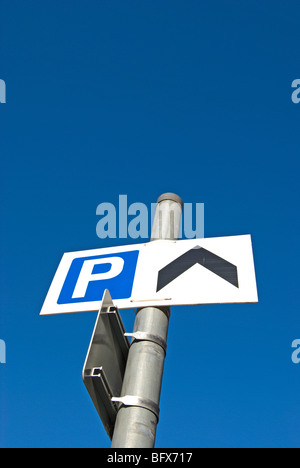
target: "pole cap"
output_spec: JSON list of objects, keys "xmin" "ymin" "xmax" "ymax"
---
[{"xmin": 156, "ymin": 193, "xmax": 183, "ymax": 207}]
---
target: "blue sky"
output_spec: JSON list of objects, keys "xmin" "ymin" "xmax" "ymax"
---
[{"xmin": 0, "ymin": 0, "xmax": 300, "ymax": 448}]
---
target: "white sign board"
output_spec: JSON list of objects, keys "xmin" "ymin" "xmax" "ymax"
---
[{"xmin": 40, "ymin": 235, "xmax": 258, "ymax": 315}]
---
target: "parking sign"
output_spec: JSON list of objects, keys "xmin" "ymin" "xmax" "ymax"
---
[{"xmin": 40, "ymin": 235, "xmax": 258, "ymax": 315}]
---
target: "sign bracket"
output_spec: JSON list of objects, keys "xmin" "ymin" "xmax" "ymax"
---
[{"xmin": 82, "ymin": 290, "xmax": 130, "ymax": 439}]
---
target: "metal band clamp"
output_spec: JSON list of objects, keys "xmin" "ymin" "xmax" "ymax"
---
[
  {"xmin": 124, "ymin": 331, "xmax": 167, "ymax": 354},
  {"xmin": 111, "ymin": 395, "xmax": 160, "ymax": 421}
]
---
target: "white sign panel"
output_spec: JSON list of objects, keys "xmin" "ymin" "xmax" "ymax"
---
[{"xmin": 40, "ymin": 235, "xmax": 258, "ymax": 315}]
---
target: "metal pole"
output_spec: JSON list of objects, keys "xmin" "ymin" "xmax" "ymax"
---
[{"xmin": 111, "ymin": 193, "xmax": 183, "ymax": 448}]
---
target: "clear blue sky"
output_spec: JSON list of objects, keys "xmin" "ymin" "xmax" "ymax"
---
[{"xmin": 0, "ymin": 0, "xmax": 300, "ymax": 448}]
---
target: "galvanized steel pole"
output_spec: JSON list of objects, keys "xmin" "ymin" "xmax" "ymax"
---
[{"xmin": 111, "ymin": 193, "xmax": 183, "ymax": 448}]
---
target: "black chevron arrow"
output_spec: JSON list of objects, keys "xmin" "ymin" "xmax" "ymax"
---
[{"xmin": 157, "ymin": 246, "xmax": 239, "ymax": 292}]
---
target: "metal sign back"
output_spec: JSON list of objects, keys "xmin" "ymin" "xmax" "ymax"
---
[{"xmin": 82, "ymin": 290, "xmax": 129, "ymax": 439}]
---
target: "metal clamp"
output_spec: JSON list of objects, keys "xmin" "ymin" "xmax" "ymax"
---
[
  {"xmin": 111, "ymin": 395, "xmax": 160, "ymax": 421},
  {"xmin": 125, "ymin": 331, "xmax": 167, "ymax": 354}
]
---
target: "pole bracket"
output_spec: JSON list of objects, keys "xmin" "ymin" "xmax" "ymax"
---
[
  {"xmin": 124, "ymin": 331, "xmax": 167, "ymax": 354},
  {"xmin": 111, "ymin": 395, "xmax": 160, "ymax": 421}
]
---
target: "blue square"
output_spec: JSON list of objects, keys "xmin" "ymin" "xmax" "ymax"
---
[{"xmin": 57, "ymin": 250, "xmax": 139, "ymax": 304}]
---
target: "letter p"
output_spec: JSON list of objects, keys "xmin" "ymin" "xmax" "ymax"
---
[{"xmin": 72, "ymin": 257, "xmax": 124, "ymax": 299}]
